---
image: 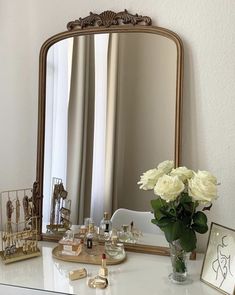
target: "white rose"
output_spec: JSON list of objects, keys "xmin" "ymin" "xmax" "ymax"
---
[
  {"xmin": 188, "ymin": 171, "xmax": 217, "ymax": 204},
  {"xmin": 138, "ymin": 168, "xmax": 164, "ymax": 190},
  {"xmin": 170, "ymin": 166, "xmax": 193, "ymax": 182},
  {"xmin": 154, "ymin": 175, "xmax": 185, "ymax": 202},
  {"xmin": 157, "ymin": 160, "xmax": 174, "ymax": 174},
  {"xmin": 196, "ymin": 170, "xmax": 217, "ymax": 184}
]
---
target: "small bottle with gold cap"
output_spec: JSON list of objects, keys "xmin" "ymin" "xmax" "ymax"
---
[
  {"xmin": 85, "ymin": 223, "xmax": 98, "ymax": 255},
  {"xmin": 99, "ymin": 212, "xmax": 112, "ymax": 240}
]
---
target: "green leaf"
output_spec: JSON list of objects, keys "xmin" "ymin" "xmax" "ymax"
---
[
  {"xmin": 151, "ymin": 199, "xmax": 166, "ymax": 220},
  {"xmin": 155, "ymin": 209, "xmax": 167, "ymax": 220},
  {"xmin": 179, "ymin": 228, "xmax": 197, "ymax": 252},
  {"xmin": 174, "ymin": 258, "xmax": 187, "ymax": 273},
  {"xmin": 181, "ymin": 215, "xmax": 192, "ymax": 226},
  {"xmin": 168, "ymin": 207, "xmax": 177, "ymax": 217},
  {"xmin": 193, "ymin": 211, "xmax": 207, "ymax": 227},
  {"xmin": 192, "ymin": 223, "xmax": 208, "ymax": 234},
  {"xmin": 152, "ymin": 217, "xmax": 172, "ymax": 228},
  {"xmin": 182, "ymin": 202, "xmax": 194, "ymax": 213},
  {"xmin": 162, "ymin": 220, "xmax": 183, "ymax": 243},
  {"xmin": 160, "ymin": 208, "xmax": 176, "ymax": 219},
  {"xmin": 179, "ymin": 193, "xmax": 192, "ymax": 204},
  {"xmin": 192, "ymin": 211, "xmax": 208, "ymax": 233},
  {"xmin": 151, "ymin": 198, "xmax": 175, "ymax": 220},
  {"xmin": 151, "ymin": 198, "xmax": 164, "ymax": 210},
  {"xmin": 151, "ymin": 218, "xmax": 158, "ymax": 225}
]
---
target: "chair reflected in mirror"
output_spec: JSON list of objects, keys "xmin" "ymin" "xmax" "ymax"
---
[
  {"xmin": 111, "ymin": 208, "xmax": 159, "ymax": 233},
  {"xmin": 111, "ymin": 208, "xmax": 167, "ymax": 247}
]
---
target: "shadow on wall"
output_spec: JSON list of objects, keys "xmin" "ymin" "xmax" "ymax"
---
[{"xmin": 181, "ymin": 38, "xmax": 199, "ymax": 169}]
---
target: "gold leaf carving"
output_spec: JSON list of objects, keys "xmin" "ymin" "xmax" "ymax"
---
[{"xmin": 67, "ymin": 9, "xmax": 152, "ymax": 30}]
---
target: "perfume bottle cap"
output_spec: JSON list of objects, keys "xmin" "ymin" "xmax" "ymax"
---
[
  {"xmin": 103, "ymin": 212, "xmax": 109, "ymax": 220},
  {"xmin": 88, "ymin": 223, "xmax": 94, "ymax": 232}
]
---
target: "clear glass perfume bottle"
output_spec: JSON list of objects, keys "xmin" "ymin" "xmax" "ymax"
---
[
  {"xmin": 99, "ymin": 212, "xmax": 112, "ymax": 240},
  {"xmin": 105, "ymin": 236, "xmax": 124, "ymax": 259},
  {"xmin": 118, "ymin": 224, "xmax": 133, "ymax": 243}
]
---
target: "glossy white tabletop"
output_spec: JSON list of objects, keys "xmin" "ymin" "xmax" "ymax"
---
[{"xmin": 0, "ymin": 242, "xmax": 221, "ymax": 295}]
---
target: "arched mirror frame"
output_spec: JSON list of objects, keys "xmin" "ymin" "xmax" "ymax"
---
[{"xmin": 35, "ymin": 10, "xmax": 183, "ymax": 255}]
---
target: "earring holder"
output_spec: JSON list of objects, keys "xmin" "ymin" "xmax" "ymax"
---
[{"xmin": 0, "ymin": 188, "xmax": 41, "ymax": 264}]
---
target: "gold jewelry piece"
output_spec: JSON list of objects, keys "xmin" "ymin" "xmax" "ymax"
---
[
  {"xmin": 6, "ymin": 198, "xmax": 14, "ymax": 232},
  {"xmin": 15, "ymin": 196, "xmax": 20, "ymax": 224}
]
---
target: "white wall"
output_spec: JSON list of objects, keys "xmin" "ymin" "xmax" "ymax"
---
[{"xmin": 0, "ymin": 0, "xmax": 234, "ymax": 252}]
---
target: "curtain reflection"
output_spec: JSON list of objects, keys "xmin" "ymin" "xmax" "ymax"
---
[
  {"xmin": 90, "ymin": 34, "xmax": 119, "ymax": 224},
  {"xmin": 43, "ymin": 39, "xmax": 72, "ymax": 226},
  {"xmin": 44, "ymin": 34, "xmax": 119, "ymax": 226},
  {"xmin": 90, "ymin": 34, "xmax": 109, "ymax": 225},
  {"xmin": 67, "ymin": 35, "xmax": 95, "ymax": 225},
  {"xmin": 104, "ymin": 33, "xmax": 119, "ymax": 214}
]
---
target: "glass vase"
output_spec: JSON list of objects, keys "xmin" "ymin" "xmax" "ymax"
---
[{"xmin": 169, "ymin": 240, "xmax": 188, "ymax": 284}]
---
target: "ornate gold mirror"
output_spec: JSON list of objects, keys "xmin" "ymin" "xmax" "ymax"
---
[{"xmin": 35, "ymin": 10, "xmax": 183, "ymax": 254}]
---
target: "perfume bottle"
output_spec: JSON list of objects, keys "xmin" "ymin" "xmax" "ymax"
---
[
  {"xmin": 85, "ymin": 223, "xmax": 98, "ymax": 255},
  {"xmin": 118, "ymin": 224, "xmax": 133, "ymax": 243},
  {"xmin": 105, "ymin": 236, "xmax": 124, "ymax": 259},
  {"xmin": 99, "ymin": 212, "xmax": 112, "ymax": 240}
]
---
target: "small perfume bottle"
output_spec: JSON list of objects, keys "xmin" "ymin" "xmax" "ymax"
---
[
  {"xmin": 85, "ymin": 223, "xmax": 98, "ymax": 254},
  {"xmin": 118, "ymin": 224, "xmax": 133, "ymax": 243},
  {"xmin": 86, "ymin": 227, "xmax": 93, "ymax": 249},
  {"xmin": 105, "ymin": 236, "xmax": 124, "ymax": 259},
  {"xmin": 99, "ymin": 212, "xmax": 112, "ymax": 240}
]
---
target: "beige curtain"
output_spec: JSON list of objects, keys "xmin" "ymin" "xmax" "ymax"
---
[
  {"xmin": 67, "ymin": 33, "xmax": 120, "ymax": 225},
  {"xmin": 104, "ymin": 33, "xmax": 119, "ymax": 214},
  {"xmin": 66, "ymin": 35, "xmax": 95, "ymax": 225}
]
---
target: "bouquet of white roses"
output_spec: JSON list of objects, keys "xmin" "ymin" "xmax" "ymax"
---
[{"xmin": 138, "ymin": 160, "xmax": 218, "ymax": 252}]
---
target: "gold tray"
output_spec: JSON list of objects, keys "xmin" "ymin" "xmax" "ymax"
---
[{"xmin": 52, "ymin": 244, "xmax": 126, "ymax": 265}]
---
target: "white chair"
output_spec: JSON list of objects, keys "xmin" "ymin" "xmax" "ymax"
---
[{"xmin": 110, "ymin": 208, "xmax": 162, "ymax": 234}]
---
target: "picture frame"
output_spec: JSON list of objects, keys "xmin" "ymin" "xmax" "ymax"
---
[{"xmin": 201, "ymin": 222, "xmax": 235, "ymax": 295}]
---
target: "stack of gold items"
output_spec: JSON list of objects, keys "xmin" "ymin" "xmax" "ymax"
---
[{"xmin": 46, "ymin": 178, "xmax": 72, "ymax": 235}]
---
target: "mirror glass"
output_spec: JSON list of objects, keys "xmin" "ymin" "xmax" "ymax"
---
[{"xmin": 42, "ymin": 31, "xmax": 178, "ymax": 241}]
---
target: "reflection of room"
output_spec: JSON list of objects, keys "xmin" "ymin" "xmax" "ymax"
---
[{"xmin": 43, "ymin": 33, "xmax": 177, "ymax": 226}]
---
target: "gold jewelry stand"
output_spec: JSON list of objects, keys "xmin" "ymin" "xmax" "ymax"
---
[{"xmin": 0, "ymin": 188, "xmax": 41, "ymax": 264}]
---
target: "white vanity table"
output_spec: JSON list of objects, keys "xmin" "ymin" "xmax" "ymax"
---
[{"xmin": 0, "ymin": 242, "xmax": 221, "ymax": 295}]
